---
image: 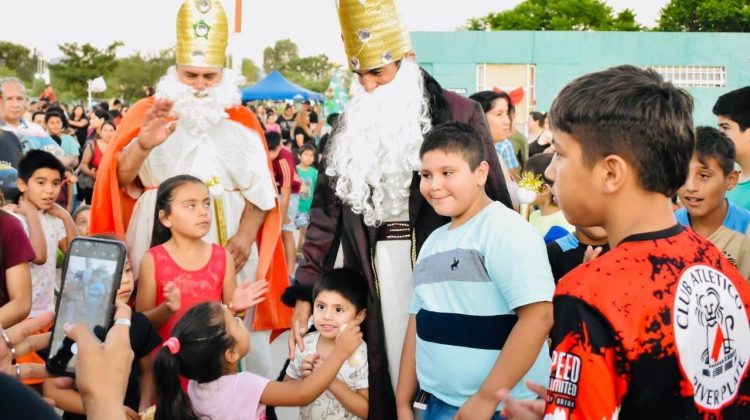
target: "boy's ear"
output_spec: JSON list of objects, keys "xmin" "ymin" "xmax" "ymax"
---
[
  {"xmin": 355, "ymin": 309, "xmax": 367, "ymax": 325},
  {"xmin": 600, "ymin": 154, "xmax": 628, "ymax": 195},
  {"xmin": 16, "ymin": 178, "xmax": 27, "ymax": 193},
  {"xmin": 726, "ymin": 170, "xmax": 740, "ymax": 191},
  {"xmin": 475, "ymin": 161, "xmax": 489, "ymax": 186}
]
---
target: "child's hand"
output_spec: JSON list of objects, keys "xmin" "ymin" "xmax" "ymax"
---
[
  {"xmin": 230, "ymin": 279, "xmax": 269, "ymax": 312},
  {"xmin": 334, "ymin": 323, "xmax": 362, "ymax": 358},
  {"xmin": 47, "ymin": 203, "xmax": 68, "ymax": 219},
  {"xmin": 163, "ymin": 282, "xmax": 181, "ymax": 313},
  {"xmin": 123, "ymin": 405, "xmax": 140, "ymax": 420},
  {"xmin": 583, "ymin": 245, "xmax": 604, "ymax": 263},
  {"xmin": 299, "ymin": 353, "xmax": 317, "ymax": 379},
  {"xmin": 16, "ymin": 195, "xmax": 37, "ymax": 217}
]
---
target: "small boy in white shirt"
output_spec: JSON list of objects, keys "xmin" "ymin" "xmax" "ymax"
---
[
  {"xmin": 12, "ymin": 150, "xmax": 78, "ymax": 317},
  {"xmin": 285, "ymin": 268, "xmax": 370, "ymax": 419}
]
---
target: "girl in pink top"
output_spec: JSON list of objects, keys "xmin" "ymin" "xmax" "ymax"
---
[
  {"xmin": 136, "ymin": 175, "xmax": 269, "ymax": 341},
  {"xmin": 153, "ymin": 301, "xmax": 363, "ymax": 420}
]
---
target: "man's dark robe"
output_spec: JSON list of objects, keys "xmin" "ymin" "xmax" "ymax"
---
[{"xmin": 283, "ymin": 71, "xmax": 512, "ymax": 419}]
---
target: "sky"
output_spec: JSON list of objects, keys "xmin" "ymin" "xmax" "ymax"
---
[{"xmin": 0, "ymin": 0, "xmax": 668, "ymax": 69}]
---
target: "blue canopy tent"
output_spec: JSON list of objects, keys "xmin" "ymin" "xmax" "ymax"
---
[{"xmin": 241, "ymin": 70, "xmax": 324, "ymax": 102}]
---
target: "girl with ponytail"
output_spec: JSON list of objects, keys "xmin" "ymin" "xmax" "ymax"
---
[{"xmin": 154, "ymin": 302, "xmax": 363, "ymax": 420}]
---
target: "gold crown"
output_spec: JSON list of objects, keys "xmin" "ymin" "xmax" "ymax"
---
[
  {"xmin": 176, "ymin": 0, "xmax": 228, "ymax": 68},
  {"xmin": 336, "ymin": 0, "xmax": 411, "ymax": 71}
]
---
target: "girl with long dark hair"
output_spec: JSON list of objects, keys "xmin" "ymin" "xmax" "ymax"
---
[{"xmin": 135, "ymin": 175, "xmax": 268, "ymax": 343}]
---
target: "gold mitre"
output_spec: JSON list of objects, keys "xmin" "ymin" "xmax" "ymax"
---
[
  {"xmin": 336, "ymin": 0, "xmax": 411, "ymax": 71},
  {"xmin": 176, "ymin": 0, "xmax": 228, "ymax": 68}
]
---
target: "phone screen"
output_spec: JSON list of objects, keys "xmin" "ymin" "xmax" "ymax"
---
[{"xmin": 47, "ymin": 237, "xmax": 126, "ymax": 376}]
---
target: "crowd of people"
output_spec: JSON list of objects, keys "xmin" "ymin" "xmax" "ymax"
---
[{"xmin": 1, "ymin": 0, "xmax": 750, "ymax": 419}]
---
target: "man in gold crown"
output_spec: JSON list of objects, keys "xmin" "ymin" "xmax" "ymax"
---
[
  {"xmin": 282, "ymin": 1, "xmax": 512, "ymax": 417},
  {"xmin": 90, "ymin": 0, "xmax": 291, "ymax": 378}
]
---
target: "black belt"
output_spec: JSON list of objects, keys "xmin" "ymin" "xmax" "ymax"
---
[{"xmin": 376, "ymin": 221, "xmax": 410, "ymax": 241}]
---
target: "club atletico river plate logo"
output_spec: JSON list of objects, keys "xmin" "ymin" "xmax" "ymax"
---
[{"xmin": 674, "ymin": 265, "xmax": 750, "ymax": 411}]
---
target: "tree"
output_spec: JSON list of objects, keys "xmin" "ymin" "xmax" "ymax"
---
[
  {"xmin": 262, "ymin": 39, "xmax": 300, "ymax": 74},
  {"xmin": 241, "ymin": 58, "xmax": 261, "ymax": 84},
  {"xmin": 262, "ymin": 39, "xmax": 332, "ymax": 92},
  {"xmin": 657, "ymin": 0, "xmax": 750, "ymax": 32},
  {"xmin": 108, "ymin": 49, "xmax": 174, "ymax": 102},
  {"xmin": 49, "ymin": 42, "xmax": 122, "ymax": 102},
  {"xmin": 0, "ymin": 41, "xmax": 41, "ymax": 83},
  {"xmin": 464, "ymin": 0, "xmax": 642, "ymax": 31},
  {"xmin": 283, "ymin": 55, "xmax": 334, "ymax": 93}
]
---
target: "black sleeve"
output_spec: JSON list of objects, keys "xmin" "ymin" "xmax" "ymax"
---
[
  {"xmin": 131, "ymin": 312, "xmax": 163, "ymax": 359},
  {"xmin": 0, "ymin": 374, "xmax": 59, "ymax": 419},
  {"xmin": 546, "ymin": 242, "xmax": 564, "ymax": 284}
]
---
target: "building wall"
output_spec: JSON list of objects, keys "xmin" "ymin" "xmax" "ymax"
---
[{"xmin": 412, "ymin": 31, "xmax": 750, "ymax": 126}]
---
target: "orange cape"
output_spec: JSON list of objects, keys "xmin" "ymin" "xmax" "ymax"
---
[{"xmin": 90, "ymin": 97, "xmax": 291, "ymax": 331}]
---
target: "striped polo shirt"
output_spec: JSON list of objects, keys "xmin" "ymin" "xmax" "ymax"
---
[{"xmin": 410, "ymin": 201, "xmax": 555, "ymax": 408}]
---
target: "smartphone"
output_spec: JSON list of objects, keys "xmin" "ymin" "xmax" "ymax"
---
[{"xmin": 46, "ymin": 237, "xmax": 128, "ymax": 377}]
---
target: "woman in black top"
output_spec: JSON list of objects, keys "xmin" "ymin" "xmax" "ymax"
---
[
  {"xmin": 68, "ymin": 105, "xmax": 89, "ymax": 149},
  {"xmin": 527, "ymin": 111, "xmax": 552, "ymax": 156}
]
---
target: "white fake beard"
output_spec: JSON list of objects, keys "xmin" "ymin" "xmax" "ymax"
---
[
  {"xmin": 325, "ymin": 60, "xmax": 432, "ymax": 227},
  {"xmin": 155, "ymin": 66, "xmax": 244, "ymax": 136}
]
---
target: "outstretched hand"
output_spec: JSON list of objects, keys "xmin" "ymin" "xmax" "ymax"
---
[{"xmin": 231, "ymin": 279, "xmax": 269, "ymax": 312}]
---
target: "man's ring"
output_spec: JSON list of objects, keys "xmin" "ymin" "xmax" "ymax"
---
[
  {"xmin": 15, "ymin": 364, "xmax": 20, "ymax": 378},
  {"xmin": 114, "ymin": 319, "xmax": 131, "ymax": 327},
  {"xmin": 0, "ymin": 328, "xmax": 15, "ymax": 361}
]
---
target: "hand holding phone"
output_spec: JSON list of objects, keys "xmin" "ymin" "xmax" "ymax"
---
[{"xmin": 46, "ymin": 237, "xmax": 128, "ymax": 377}]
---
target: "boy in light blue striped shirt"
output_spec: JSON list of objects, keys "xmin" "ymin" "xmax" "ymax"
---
[{"xmin": 396, "ymin": 122, "xmax": 554, "ymax": 419}]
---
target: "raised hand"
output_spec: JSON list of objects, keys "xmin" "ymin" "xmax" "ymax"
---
[
  {"xmin": 583, "ymin": 245, "xmax": 604, "ymax": 263},
  {"xmin": 230, "ymin": 279, "xmax": 269, "ymax": 312},
  {"xmin": 163, "ymin": 282, "xmax": 181, "ymax": 313},
  {"xmin": 137, "ymin": 99, "xmax": 177, "ymax": 151}
]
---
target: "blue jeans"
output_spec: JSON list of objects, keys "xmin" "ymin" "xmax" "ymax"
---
[{"xmin": 422, "ymin": 395, "xmax": 506, "ymax": 420}]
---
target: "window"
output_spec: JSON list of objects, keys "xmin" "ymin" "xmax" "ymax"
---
[{"xmin": 648, "ymin": 66, "xmax": 726, "ymax": 88}]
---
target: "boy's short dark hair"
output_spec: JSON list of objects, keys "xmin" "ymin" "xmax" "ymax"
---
[
  {"xmin": 298, "ymin": 143, "xmax": 316, "ymax": 155},
  {"xmin": 419, "ymin": 122, "xmax": 484, "ymax": 170},
  {"xmin": 32, "ymin": 111, "xmax": 45, "ymax": 121},
  {"xmin": 18, "ymin": 150, "xmax": 65, "ymax": 182},
  {"xmin": 313, "ymin": 268, "xmax": 369, "ymax": 313},
  {"xmin": 523, "ymin": 153, "xmax": 553, "ymax": 184},
  {"xmin": 265, "ymin": 131, "xmax": 282, "ymax": 150},
  {"xmin": 550, "ymin": 65, "xmax": 694, "ymax": 197},
  {"xmin": 713, "ymin": 86, "xmax": 750, "ymax": 131},
  {"xmin": 694, "ymin": 126, "xmax": 736, "ymax": 176}
]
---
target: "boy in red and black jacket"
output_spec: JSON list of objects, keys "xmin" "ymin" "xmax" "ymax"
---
[{"xmin": 500, "ymin": 65, "xmax": 750, "ymax": 419}]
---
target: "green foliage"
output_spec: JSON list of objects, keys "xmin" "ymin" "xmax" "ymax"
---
[
  {"xmin": 108, "ymin": 49, "xmax": 174, "ymax": 102},
  {"xmin": 262, "ymin": 39, "xmax": 332, "ymax": 93},
  {"xmin": 262, "ymin": 39, "xmax": 300, "ymax": 74},
  {"xmin": 0, "ymin": 41, "xmax": 41, "ymax": 83},
  {"xmin": 464, "ymin": 0, "xmax": 642, "ymax": 31},
  {"xmin": 241, "ymin": 58, "xmax": 261, "ymax": 84},
  {"xmin": 49, "ymin": 42, "xmax": 123, "ymax": 102},
  {"xmin": 657, "ymin": 0, "xmax": 750, "ymax": 32}
]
